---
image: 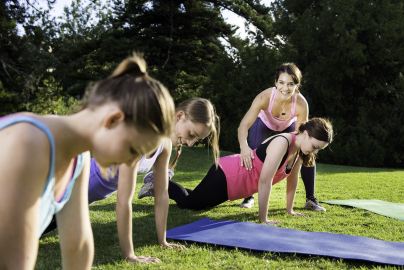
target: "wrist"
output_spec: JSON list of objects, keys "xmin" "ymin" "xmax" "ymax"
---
[
  {"xmin": 123, "ymin": 251, "xmax": 135, "ymax": 259},
  {"xmin": 259, "ymin": 215, "xmax": 267, "ymax": 223},
  {"xmin": 159, "ymin": 240, "xmax": 168, "ymax": 246},
  {"xmin": 240, "ymin": 143, "xmax": 249, "ymax": 150}
]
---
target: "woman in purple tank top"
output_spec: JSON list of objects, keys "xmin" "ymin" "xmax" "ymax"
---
[
  {"xmin": 165, "ymin": 118, "xmax": 333, "ymax": 225},
  {"xmin": 238, "ymin": 63, "xmax": 325, "ymax": 211},
  {"xmin": 98, "ymin": 98, "xmax": 220, "ymax": 264}
]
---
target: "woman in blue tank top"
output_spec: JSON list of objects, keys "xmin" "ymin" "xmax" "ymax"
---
[
  {"xmin": 43, "ymin": 98, "xmax": 221, "ymax": 264},
  {"xmin": 0, "ymin": 53, "xmax": 175, "ymax": 270}
]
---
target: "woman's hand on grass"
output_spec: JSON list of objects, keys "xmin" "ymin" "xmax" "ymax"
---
[
  {"xmin": 125, "ymin": 254, "xmax": 161, "ymax": 264},
  {"xmin": 261, "ymin": 219, "xmax": 280, "ymax": 225},
  {"xmin": 288, "ymin": 210, "xmax": 304, "ymax": 216},
  {"xmin": 160, "ymin": 241, "xmax": 186, "ymax": 250}
]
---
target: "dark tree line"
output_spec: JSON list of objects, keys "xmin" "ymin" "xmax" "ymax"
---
[{"xmin": 1, "ymin": 0, "xmax": 404, "ymax": 167}]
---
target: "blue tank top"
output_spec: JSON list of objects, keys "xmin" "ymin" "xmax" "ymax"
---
[{"xmin": 0, "ymin": 115, "xmax": 86, "ymax": 237}]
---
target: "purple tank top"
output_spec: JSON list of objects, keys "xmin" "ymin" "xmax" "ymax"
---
[{"xmin": 88, "ymin": 144, "xmax": 164, "ymax": 203}]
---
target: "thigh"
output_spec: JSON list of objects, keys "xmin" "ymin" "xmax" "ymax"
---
[{"xmin": 186, "ymin": 166, "xmax": 228, "ymax": 209}]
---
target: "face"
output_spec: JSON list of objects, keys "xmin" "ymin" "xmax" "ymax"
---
[
  {"xmin": 300, "ymin": 131, "xmax": 329, "ymax": 155},
  {"xmin": 93, "ymin": 112, "xmax": 161, "ymax": 167},
  {"xmin": 172, "ymin": 111, "xmax": 211, "ymax": 147},
  {"xmin": 275, "ymin": 72, "xmax": 298, "ymax": 98}
]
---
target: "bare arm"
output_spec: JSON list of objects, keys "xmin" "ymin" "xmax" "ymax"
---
[
  {"xmin": 152, "ymin": 139, "xmax": 171, "ymax": 245},
  {"xmin": 285, "ymin": 158, "xmax": 303, "ymax": 215},
  {"xmin": 57, "ymin": 151, "xmax": 94, "ymax": 270},
  {"xmin": 116, "ymin": 163, "xmax": 138, "ymax": 260},
  {"xmin": 238, "ymin": 90, "xmax": 270, "ymax": 170},
  {"xmin": 257, "ymin": 136, "xmax": 289, "ymax": 223},
  {"xmin": 295, "ymin": 93, "xmax": 309, "ymax": 130},
  {"xmin": 0, "ymin": 125, "xmax": 49, "ymax": 269}
]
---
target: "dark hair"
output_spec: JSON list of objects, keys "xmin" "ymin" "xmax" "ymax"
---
[
  {"xmin": 298, "ymin": 117, "xmax": 333, "ymax": 166},
  {"xmin": 81, "ymin": 53, "xmax": 175, "ymax": 138},
  {"xmin": 275, "ymin": 63, "xmax": 302, "ymax": 92},
  {"xmin": 170, "ymin": 98, "xmax": 220, "ymax": 168}
]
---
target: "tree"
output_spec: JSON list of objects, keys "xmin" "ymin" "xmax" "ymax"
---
[
  {"xmin": 272, "ymin": 0, "xmax": 404, "ymax": 167},
  {"xmin": 112, "ymin": 0, "xmax": 233, "ymax": 100},
  {"xmin": 0, "ymin": 0, "xmax": 58, "ymax": 114}
]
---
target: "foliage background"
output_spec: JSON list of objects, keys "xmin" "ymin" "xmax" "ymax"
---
[{"xmin": 1, "ymin": 0, "xmax": 404, "ymax": 167}]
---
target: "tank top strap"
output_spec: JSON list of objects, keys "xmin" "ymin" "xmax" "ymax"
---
[
  {"xmin": 290, "ymin": 94, "xmax": 297, "ymax": 116},
  {"xmin": 268, "ymin": 88, "xmax": 277, "ymax": 112},
  {"xmin": 0, "ymin": 115, "xmax": 55, "ymax": 194}
]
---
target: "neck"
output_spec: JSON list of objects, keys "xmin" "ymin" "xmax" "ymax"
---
[
  {"xmin": 293, "ymin": 133, "xmax": 303, "ymax": 153},
  {"xmin": 56, "ymin": 109, "xmax": 100, "ymax": 157}
]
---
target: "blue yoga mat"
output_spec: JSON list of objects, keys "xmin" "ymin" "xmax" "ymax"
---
[
  {"xmin": 167, "ymin": 218, "xmax": 404, "ymax": 266},
  {"xmin": 323, "ymin": 199, "xmax": 404, "ymax": 221}
]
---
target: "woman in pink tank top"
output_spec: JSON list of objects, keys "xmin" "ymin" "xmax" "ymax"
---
[
  {"xmin": 166, "ymin": 118, "xmax": 333, "ymax": 225},
  {"xmin": 237, "ymin": 63, "xmax": 325, "ymax": 212}
]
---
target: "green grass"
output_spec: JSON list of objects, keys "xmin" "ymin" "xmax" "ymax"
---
[{"xmin": 37, "ymin": 147, "xmax": 404, "ymax": 269}]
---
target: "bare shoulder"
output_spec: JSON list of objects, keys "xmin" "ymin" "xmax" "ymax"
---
[
  {"xmin": 155, "ymin": 138, "xmax": 172, "ymax": 163},
  {"xmin": 296, "ymin": 92, "xmax": 308, "ymax": 106},
  {"xmin": 266, "ymin": 133, "xmax": 291, "ymax": 152},
  {"xmin": 162, "ymin": 138, "xmax": 173, "ymax": 153},
  {"xmin": 0, "ymin": 123, "xmax": 51, "ymax": 185},
  {"xmin": 0, "ymin": 122, "xmax": 51, "ymax": 156},
  {"xmin": 254, "ymin": 88, "xmax": 273, "ymax": 108},
  {"xmin": 295, "ymin": 93, "xmax": 309, "ymax": 117},
  {"xmin": 258, "ymin": 88, "xmax": 273, "ymax": 100}
]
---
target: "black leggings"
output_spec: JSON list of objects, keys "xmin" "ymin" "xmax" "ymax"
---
[
  {"xmin": 246, "ymin": 118, "xmax": 317, "ymax": 201},
  {"xmin": 168, "ymin": 165, "xmax": 228, "ymax": 210}
]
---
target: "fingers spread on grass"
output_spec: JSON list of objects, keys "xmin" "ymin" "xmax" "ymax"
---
[{"xmin": 126, "ymin": 255, "xmax": 161, "ymax": 264}]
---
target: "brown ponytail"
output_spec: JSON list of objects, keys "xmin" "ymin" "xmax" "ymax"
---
[
  {"xmin": 169, "ymin": 144, "xmax": 183, "ymax": 169},
  {"xmin": 81, "ymin": 52, "xmax": 175, "ymax": 138}
]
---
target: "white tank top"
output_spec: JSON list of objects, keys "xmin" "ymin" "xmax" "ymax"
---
[{"xmin": 137, "ymin": 143, "xmax": 165, "ymax": 173}]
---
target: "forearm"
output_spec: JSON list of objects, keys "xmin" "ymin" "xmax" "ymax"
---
[
  {"xmin": 258, "ymin": 181, "xmax": 272, "ymax": 222},
  {"xmin": 61, "ymin": 236, "xmax": 93, "ymax": 270},
  {"xmin": 116, "ymin": 202, "xmax": 135, "ymax": 258},
  {"xmin": 286, "ymin": 177, "xmax": 298, "ymax": 213},
  {"xmin": 237, "ymin": 124, "xmax": 250, "ymax": 149},
  {"xmin": 154, "ymin": 191, "xmax": 169, "ymax": 244},
  {"xmin": 286, "ymin": 189, "xmax": 295, "ymax": 213}
]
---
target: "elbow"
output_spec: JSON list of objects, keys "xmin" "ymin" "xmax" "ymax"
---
[
  {"xmin": 259, "ymin": 178, "xmax": 273, "ymax": 188},
  {"xmin": 63, "ymin": 238, "xmax": 94, "ymax": 269},
  {"xmin": 237, "ymin": 124, "xmax": 246, "ymax": 133}
]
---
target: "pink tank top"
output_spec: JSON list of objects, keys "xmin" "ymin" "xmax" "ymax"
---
[
  {"xmin": 219, "ymin": 134, "xmax": 296, "ymax": 201},
  {"xmin": 258, "ymin": 87, "xmax": 298, "ymax": 131}
]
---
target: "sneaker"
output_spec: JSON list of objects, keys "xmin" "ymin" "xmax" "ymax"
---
[
  {"xmin": 240, "ymin": 196, "xmax": 254, "ymax": 208},
  {"xmin": 143, "ymin": 169, "xmax": 175, "ymax": 184},
  {"xmin": 143, "ymin": 171, "xmax": 155, "ymax": 184},
  {"xmin": 138, "ymin": 182, "xmax": 154, "ymax": 199},
  {"xmin": 304, "ymin": 199, "xmax": 326, "ymax": 212}
]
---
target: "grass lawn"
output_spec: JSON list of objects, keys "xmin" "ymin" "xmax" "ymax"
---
[{"xmin": 38, "ymin": 147, "xmax": 404, "ymax": 269}]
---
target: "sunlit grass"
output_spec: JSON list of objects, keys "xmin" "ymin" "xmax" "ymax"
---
[{"xmin": 38, "ymin": 147, "xmax": 404, "ymax": 269}]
